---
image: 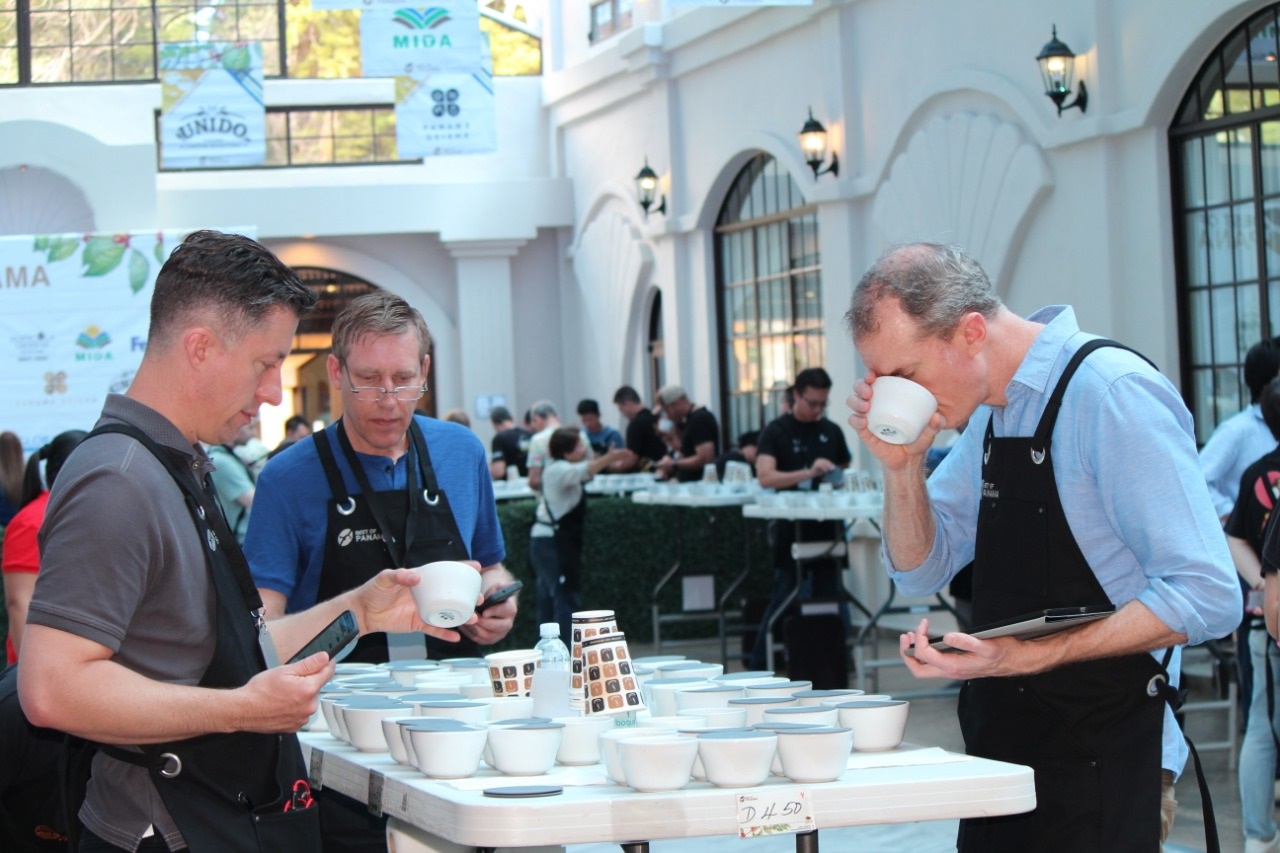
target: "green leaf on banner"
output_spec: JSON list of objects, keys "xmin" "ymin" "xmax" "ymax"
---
[
  {"xmin": 48, "ymin": 236, "xmax": 80, "ymax": 262},
  {"xmin": 82, "ymin": 237, "xmax": 126, "ymax": 277},
  {"xmin": 154, "ymin": 239, "xmax": 166, "ymax": 264},
  {"xmin": 33, "ymin": 236, "xmax": 49, "ymax": 251},
  {"xmin": 222, "ymin": 46, "xmax": 251, "ymax": 70},
  {"xmin": 128, "ymin": 248, "xmax": 149, "ymax": 294}
]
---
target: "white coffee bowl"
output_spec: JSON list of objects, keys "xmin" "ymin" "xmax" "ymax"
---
[
  {"xmin": 400, "ymin": 692, "xmax": 467, "ymax": 711},
  {"xmin": 486, "ymin": 722, "xmax": 565, "ymax": 776},
  {"xmin": 673, "ymin": 685, "xmax": 745, "ymax": 712},
  {"xmin": 835, "ymin": 699, "xmax": 910, "ymax": 751},
  {"xmin": 639, "ymin": 714, "xmax": 706, "ymax": 730},
  {"xmin": 819, "ymin": 693, "xmax": 892, "ymax": 708},
  {"xmin": 632, "ymin": 655, "xmax": 686, "ymax": 667},
  {"xmin": 415, "ymin": 700, "xmax": 491, "ymax": 725},
  {"xmin": 341, "ymin": 699, "xmax": 411, "ymax": 752},
  {"xmin": 381, "ymin": 661, "xmax": 444, "ymax": 687},
  {"xmin": 744, "ymin": 680, "xmax": 812, "ymax": 700},
  {"xmin": 410, "ymin": 560, "xmax": 482, "ymax": 628},
  {"xmin": 867, "ymin": 375, "xmax": 937, "ymax": 445},
  {"xmin": 728, "ymin": 696, "xmax": 798, "ymax": 726},
  {"xmin": 653, "ymin": 661, "xmax": 725, "ymax": 682},
  {"xmin": 382, "ymin": 715, "xmax": 424, "ymax": 766},
  {"xmin": 754, "ymin": 722, "xmax": 824, "ymax": 775},
  {"xmin": 318, "ymin": 691, "xmax": 353, "ymax": 740},
  {"xmin": 643, "ymin": 677, "xmax": 712, "ymax": 717},
  {"xmin": 697, "ymin": 730, "xmax": 778, "ymax": 788},
  {"xmin": 775, "ymin": 726, "xmax": 854, "ymax": 782},
  {"xmin": 409, "ymin": 723, "xmax": 488, "ymax": 779},
  {"xmin": 713, "ymin": 671, "xmax": 778, "ymax": 686},
  {"xmin": 794, "ymin": 689, "xmax": 864, "ymax": 707},
  {"xmin": 680, "ymin": 707, "xmax": 747, "ymax": 728},
  {"xmin": 553, "ymin": 715, "xmax": 616, "ymax": 766},
  {"xmin": 599, "ymin": 727, "xmax": 676, "ymax": 785},
  {"xmin": 481, "ymin": 717, "xmax": 551, "ymax": 767},
  {"xmin": 617, "ymin": 735, "xmax": 698, "ymax": 792},
  {"xmin": 762, "ymin": 705, "xmax": 839, "ymax": 727},
  {"xmin": 480, "ymin": 695, "xmax": 535, "ymax": 722}
]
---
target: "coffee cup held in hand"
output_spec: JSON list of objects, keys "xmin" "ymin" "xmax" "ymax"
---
[
  {"xmin": 866, "ymin": 376, "xmax": 938, "ymax": 445},
  {"xmin": 410, "ymin": 561, "xmax": 483, "ymax": 628}
]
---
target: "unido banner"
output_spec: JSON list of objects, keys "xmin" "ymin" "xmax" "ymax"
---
[
  {"xmin": 160, "ymin": 43, "xmax": 266, "ymax": 169},
  {"xmin": 395, "ymin": 36, "xmax": 495, "ymax": 157},
  {"xmin": 0, "ymin": 229, "xmax": 247, "ymax": 453}
]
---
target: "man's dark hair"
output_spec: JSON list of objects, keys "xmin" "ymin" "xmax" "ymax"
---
[
  {"xmin": 489, "ymin": 405, "xmax": 513, "ymax": 426},
  {"xmin": 1263, "ymin": 377, "xmax": 1280, "ymax": 440},
  {"xmin": 737, "ymin": 430, "xmax": 760, "ymax": 449},
  {"xmin": 613, "ymin": 386, "xmax": 641, "ymax": 405},
  {"xmin": 1245, "ymin": 337, "xmax": 1280, "ymax": 403},
  {"xmin": 793, "ymin": 368, "xmax": 832, "ymax": 395},
  {"xmin": 577, "ymin": 399, "xmax": 601, "ymax": 417},
  {"xmin": 149, "ymin": 230, "xmax": 317, "ymax": 350},
  {"xmin": 284, "ymin": 415, "xmax": 310, "ymax": 433},
  {"xmin": 549, "ymin": 426, "xmax": 581, "ymax": 460}
]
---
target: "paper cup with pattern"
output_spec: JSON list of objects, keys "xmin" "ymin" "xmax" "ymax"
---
[
  {"xmin": 581, "ymin": 631, "xmax": 645, "ymax": 716},
  {"xmin": 570, "ymin": 610, "xmax": 618, "ymax": 696},
  {"xmin": 485, "ymin": 649, "xmax": 541, "ymax": 699}
]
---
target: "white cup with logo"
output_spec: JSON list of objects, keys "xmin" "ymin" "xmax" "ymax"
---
[
  {"xmin": 866, "ymin": 376, "xmax": 938, "ymax": 445},
  {"xmin": 410, "ymin": 561, "xmax": 482, "ymax": 628}
]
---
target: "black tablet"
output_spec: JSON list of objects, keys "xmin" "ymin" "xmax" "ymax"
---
[{"xmin": 906, "ymin": 605, "xmax": 1115, "ymax": 656}]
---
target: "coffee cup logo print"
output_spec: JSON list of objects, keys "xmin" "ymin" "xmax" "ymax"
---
[{"xmin": 582, "ymin": 632, "xmax": 643, "ymax": 714}]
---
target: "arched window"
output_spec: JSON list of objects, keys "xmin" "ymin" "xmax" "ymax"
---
[
  {"xmin": 715, "ymin": 153, "xmax": 822, "ymax": 441},
  {"xmin": 1172, "ymin": 3, "xmax": 1280, "ymax": 440}
]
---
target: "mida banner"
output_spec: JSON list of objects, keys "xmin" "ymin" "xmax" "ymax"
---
[
  {"xmin": 359, "ymin": 3, "xmax": 483, "ymax": 78},
  {"xmin": 160, "ymin": 43, "xmax": 266, "ymax": 169},
  {"xmin": 0, "ymin": 229, "xmax": 250, "ymax": 452}
]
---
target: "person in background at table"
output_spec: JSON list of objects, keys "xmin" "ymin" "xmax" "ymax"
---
[
  {"xmin": 3, "ymin": 429, "xmax": 86, "ymax": 665},
  {"xmin": 1225, "ymin": 376, "xmax": 1280, "ymax": 853},
  {"xmin": 232, "ymin": 421, "xmax": 271, "ymax": 479},
  {"xmin": 577, "ymin": 398, "xmax": 624, "ymax": 457},
  {"xmin": 1200, "ymin": 337, "xmax": 1280, "ymax": 740},
  {"xmin": 749, "ymin": 368, "xmax": 852, "ymax": 672},
  {"xmin": 0, "ymin": 663, "xmax": 66, "ymax": 852},
  {"xmin": 442, "ymin": 408, "xmax": 472, "ymax": 429},
  {"xmin": 207, "ymin": 423, "xmax": 257, "ymax": 544},
  {"xmin": 18, "ymin": 230, "xmax": 467, "ymax": 853},
  {"xmin": 612, "ymin": 385, "xmax": 666, "ymax": 473},
  {"xmin": 529, "ymin": 427, "xmax": 627, "ymax": 641},
  {"xmin": 654, "ymin": 384, "xmax": 720, "ymax": 482},
  {"xmin": 488, "ymin": 405, "xmax": 530, "ymax": 481},
  {"xmin": 525, "ymin": 400, "xmax": 561, "ymax": 492},
  {"xmin": 713, "ymin": 430, "xmax": 760, "ymax": 482},
  {"xmin": 846, "ymin": 242, "xmax": 1239, "ymax": 851},
  {"xmin": 0, "ymin": 431, "xmax": 23, "ymax": 526},
  {"xmin": 269, "ymin": 414, "xmax": 312, "ymax": 460}
]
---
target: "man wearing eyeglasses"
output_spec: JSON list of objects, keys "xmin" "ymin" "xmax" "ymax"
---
[
  {"xmin": 245, "ymin": 292, "xmax": 516, "ymax": 668},
  {"xmin": 749, "ymin": 367, "xmax": 852, "ymax": 672}
]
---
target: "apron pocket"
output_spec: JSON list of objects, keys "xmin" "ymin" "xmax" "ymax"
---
[
  {"xmin": 973, "ymin": 497, "xmax": 1049, "ymax": 600},
  {"xmin": 1029, "ymin": 756, "xmax": 1103, "ymax": 852},
  {"xmin": 251, "ymin": 800, "xmax": 322, "ymax": 851}
]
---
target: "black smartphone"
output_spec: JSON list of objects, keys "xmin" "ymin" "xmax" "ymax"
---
[
  {"xmin": 287, "ymin": 609, "xmax": 359, "ymax": 664},
  {"xmin": 475, "ymin": 580, "xmax": 523, "ymax": 615}
]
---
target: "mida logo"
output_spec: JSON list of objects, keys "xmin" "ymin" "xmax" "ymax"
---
[
  {"xmin": 75, "ymin": 325, "xmax": 113, "ymax": 361},
  {"xmin": 391, "ymin": 7, "xmax": 455, "ymax": 49}
]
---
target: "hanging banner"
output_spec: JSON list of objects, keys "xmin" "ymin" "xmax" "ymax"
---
[
  {"xmin": 360, "ymin": 3, "xmax": 483, "ymax": 78},
  {"xmin": 160, "ymin": 43, "xmax": 266, "ymax": 169},
  {"xmin": 0, "ymin": 229, "xmax": 250, "ymax": 453},
  {"xmin": 394, "ymin": 65, "xmax": 496, "ymax": 157}
]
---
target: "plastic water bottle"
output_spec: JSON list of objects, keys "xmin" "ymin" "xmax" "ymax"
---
[{"xmin": 531, "ymin": 622, "xmax": 575, "ymax": 718}]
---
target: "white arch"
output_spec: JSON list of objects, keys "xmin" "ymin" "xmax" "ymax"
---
[{"xmin": 691, "ymin": 130, "xmax": 813, "ymax": 231}]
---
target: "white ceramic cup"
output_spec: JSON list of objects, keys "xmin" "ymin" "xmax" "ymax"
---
[
  {"xmin": 775, "ymin": 726, "xmax": 854, "ymax": 782},
  {"xmin": 486, "ymin": 722, "xmax": 565, "ymax": 776},
  {"xmin": 409, "ymin": 724, "xmax": 488, "ymax": 779},
  {"xmin": 697, "ymin": 730, "xmax": 778, "ymax": 788},
  {"xmin": 409, "ymin": 560, "xmax": 482, "ymax": 628},
  {"xmin": 835, "ymin": 699, "xmax": 911, "ymax": 751},
  {"xmin": 617, "ymin": 735, "xmax": 699, "ymax": 792},
  {"xmin": 599, "ymin": 727, "xmax": 676, "ymax": 785},
  {"xmin": 553, "ymin": 714, "xmax": 616, "ymax": 765},
  {"xmin": 866, "ymin": 376, "xmax": 938, "ymax": 445}
]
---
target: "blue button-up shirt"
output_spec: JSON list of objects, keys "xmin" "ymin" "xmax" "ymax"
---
[
  {"xmin": 889, "ymin": 306, "xmax": 1241, "ymax": 776},
  {"xmin": 1199, "ymin": 403, "xmax": 1274, "ymax": 518}
]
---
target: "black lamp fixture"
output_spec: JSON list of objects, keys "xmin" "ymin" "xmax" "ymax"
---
[
  {"xmin": 1036, "ymin": 25, "xmax": 1088, "ymax": 116},
  {"xmin": 634, "ymin": 159, "xmax": 667, "ymax": 218},
  {"xmin": 798, "ymin": 108, "xmax": 838, "ymax": 179}
]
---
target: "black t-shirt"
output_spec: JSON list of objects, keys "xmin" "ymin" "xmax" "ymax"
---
[
  {"xmin": 625, "ymin": 408, "xmax": 667, "ymax": 463},
  {"xmin": 677, "ymin": 406, "xmax": 721, "ymax": 481},
  {"xmin": 758, "ymin": 414, "xmax": 852, "ymax": 565},
  {"xmin": 1240, "ymin": 446, "xmax": 1280, "ymax": 575},
  {"xmin": 490, "ymin": 427, "xmax": 532, "ymax": 477},
  {"xmin": 0, "ymin": 665, "xmax": 66, "ymax": 852}
]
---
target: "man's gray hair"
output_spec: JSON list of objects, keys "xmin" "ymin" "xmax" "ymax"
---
[
  {"xmin": 845, "ymin": 243, "xmax": 1001, "ymax": 340},
  {"xmin": 530, "ymin": 400, "xmax": 558, "ymax": 419}
]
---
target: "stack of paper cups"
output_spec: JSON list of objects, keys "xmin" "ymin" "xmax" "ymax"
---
[
  {"xmin": 581, "ymin": 631, "xmax": 645, "ymax": 716},
  {"xmin": 571, "ymin": 610, "xmax": 618, "ymax": 712}
]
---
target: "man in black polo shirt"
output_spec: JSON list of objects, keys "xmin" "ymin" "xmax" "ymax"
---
[
  {"xmin": 654, "ymin": 384, "xmax": 720, "ymax": 482},
  {"xmin": 488, "ymin": 405, "xmax": 531, "ymax": 480},
  {"xmin": 612, "ymin": 385, "xmax": 668, "ymax": 472},
  {"xmin": 749, "ymin": 367, "xmax": 852, "ymax": 671}
]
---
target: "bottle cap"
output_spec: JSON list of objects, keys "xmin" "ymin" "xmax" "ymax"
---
[{"xmin": 539, "ymin": 622, "xmax": 559, "ymax": 637}]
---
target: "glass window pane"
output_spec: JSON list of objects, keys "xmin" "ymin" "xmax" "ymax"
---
[
  {"xmin": 1189, "ymin": 288, "xmax": 1211, "ymax": 364},
  {"xmin": 1262, "ymin": 121, "xmax": 1280, "ymax": 195},
  {"xmin": 1230, "ymin": 127, "xmax": 1256, "ymax": 201},
  {"xmin": 1235, "ymin": 203, "xmax": 1259, "ymax": 281},
  {"xmin": 1208, "ymin": 207, "xmax": 1236, "ymax": 284},
  {"xmin": 1222, "ymin": 27, "xmax": 1250, "ymax": 116},
  {"xmin": 1248, "ymin": 12, "xmax": 1280, "ymax": 109},
  {"xmin": 1237, "ymin": 283, "xmax": 1262, "ymax": 357},
  {"xmin": 1216, "ymin": 365, "xmax": 1244, "ymax": 422},
  {"xmin": 1212, "ymin": 286, "xmax": 1238, "ymax": 363},
  {"xmin": 1270, "ymin": 279, "xmax": 1280, "ymax": 336},
  {"xmin": 1204, "ymin": 132, "xmax": 1231, "ymax": 206},
  {"xmin": 1193, "ymin": 369, "xmax": 1214, "ymax": 443},
  {"xmin": 1186, "ymin": 211, "xmax": 1209, "ymax": 286}
]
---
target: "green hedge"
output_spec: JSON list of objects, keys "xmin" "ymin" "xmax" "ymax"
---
[{"xmin": 492, "ymin": 496, "xmax": 775, "ymax": 652}]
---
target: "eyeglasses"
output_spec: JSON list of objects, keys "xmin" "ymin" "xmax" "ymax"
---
[
  {"xmin": 799, "ymin": 396, "xmax": 829, "ymax": 410},
  {"xmin": 343, "ymin": 367, "xmax": 427, "ymax": 403}
]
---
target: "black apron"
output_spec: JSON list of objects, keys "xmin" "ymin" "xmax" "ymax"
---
[
  {"xmin": 545, "ymin": 489, "xmax": 587, "ymax": 593},
  {"xmin": 955, "ymin": 340, "xmax": 1168, "ymax": 853},
  {"xmin": 314, "ymin": 419, "xmax": 472, "ymax": 663},
  {"xmin": 82, "ymin": 424, "xmax": 319, "ymax": 852}
]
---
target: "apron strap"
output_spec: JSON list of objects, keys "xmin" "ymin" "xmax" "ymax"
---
[
  {"xmin": 1031, "ymin": 338, "xmax": 1157, "ymax": 451},
  {"xmin": 312, "ymin": 428, "xmax": 356, "ymax": 515}
]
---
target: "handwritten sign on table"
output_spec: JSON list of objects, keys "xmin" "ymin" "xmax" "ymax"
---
[{"xmin": 736, "ymin": 789, "xmax": 814, "ymax": 837}]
